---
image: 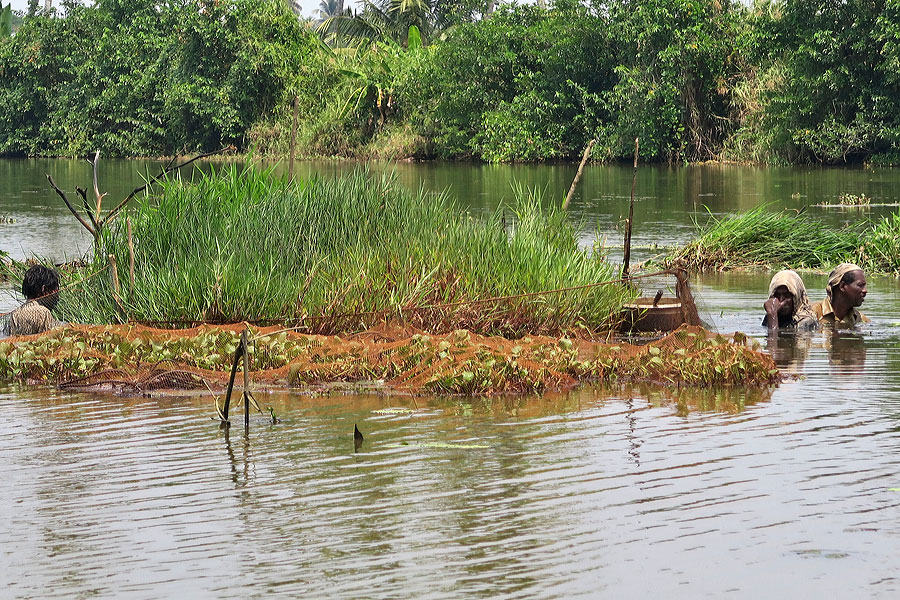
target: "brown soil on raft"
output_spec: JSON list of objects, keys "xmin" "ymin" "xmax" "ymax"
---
[{"xmin": 1, "ymin": 322, "xmax": 782, "ymax": 395}]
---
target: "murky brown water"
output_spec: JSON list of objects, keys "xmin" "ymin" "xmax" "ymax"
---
[{"xmin": 2, "ymin": 159, "xmax": 900, "ymax": 597}]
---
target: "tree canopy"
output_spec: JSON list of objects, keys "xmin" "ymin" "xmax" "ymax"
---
[{"xmin": 2, "ymin": 0, "xmax": 900, "ymax": 163}]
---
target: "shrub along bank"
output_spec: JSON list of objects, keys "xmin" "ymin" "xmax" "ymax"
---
[{"xmin": 4, "ymin": 0, "xmax": 900, "ymax": 164}]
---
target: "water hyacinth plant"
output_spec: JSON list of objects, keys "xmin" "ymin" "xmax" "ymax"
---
[
  {"xmin": 55, "ymin": 166, "xmax": 636, "ymax": 336},
  {"xmin": 0, "ymin": 324, "xmax": 780, "ymax": 392}
]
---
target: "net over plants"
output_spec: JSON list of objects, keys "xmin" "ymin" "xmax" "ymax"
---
[{"xmin": 0, "ymin": 323, "xmax": 780, "ymax": 395}]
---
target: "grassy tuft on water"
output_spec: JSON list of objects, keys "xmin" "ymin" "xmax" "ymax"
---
[
  {"xmin": 865, "ymin": 212, "xmax": 900, "ymax": 277},
  {"xmin": 670, "ymin": 204, "xmax": 900, "ymax": 275},
  {"xmin": 669, "ymin": 206, "xmax": 866, "ymax": 271},
  {"xmin": 55, "ymin": 166, "xmax": 636, "ymax": 336}
]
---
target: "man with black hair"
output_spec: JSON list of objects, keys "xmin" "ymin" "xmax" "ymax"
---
[
  {"xmin": 812, "ymin": 263, "xmax": 869, "ymax": 327},
  {"xmin": 2, "ymin": 265, "xmax": 62, "ymax": 336}
]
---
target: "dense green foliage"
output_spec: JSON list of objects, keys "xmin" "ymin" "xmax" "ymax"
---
[
  {"xmin": 729, "ymin": 0, "xmax": 900, "ymax": 164},
  {"xmin": 54, "ymin": 167, "xmax": 635, "ymax": 335},
  {"xmin": 670, "ymin": 206, "xmax": 900, "ymax": 275},
  {"xmin": 3, "ymin": 0, "xmax": 900, "ymax": 163},
  {"xmin": 0, "ymin": 0, "xmax": 324, "ymax": 156},
  {"xmin": 401, "ymin": 2, "xmax": 615, "ymax": 161}
]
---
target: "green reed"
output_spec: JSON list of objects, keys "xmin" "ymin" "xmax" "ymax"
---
[
  {"xmin": 56, "ymin": 166, "xmax": 635, "ymax": 336},
  {"xmin": 670, "ymin": 206, "xmax": 867, "ymax": 271},
  {"xmin": 866, "ymin": 212, "xmax": 900, "ymax": 276},
  {"xmin": 670, "ymin": 204, "xmax": 900, "ymax": 276}
]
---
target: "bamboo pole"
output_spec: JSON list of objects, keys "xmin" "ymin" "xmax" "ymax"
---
[
  {"xmin": 622, "ymin": 138, "xmax": 639, "ymax": 278},
  {"xmin": 108, "ymin": 253, "xmax": 120, "ymax": 298},
  {"xmin": 562, "ymin": 139, "xmax": 596, "ymax": 211},
  {"xmin": 242, "ymin": 329, "xmax": 250, "ymax": 429},
  {"xmin": 108, "ymin": 253, "xmax": 127, "ymax": 317},
  {"xmin": 288, "ymin": 95, "xmax": 299, "ymax": 182}
]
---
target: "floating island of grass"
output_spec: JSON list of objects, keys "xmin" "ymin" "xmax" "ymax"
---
[
  {"xmin": 668, "ymin": 205, "xmax": 900, "ymax": 276},
  {"xmin": 1, "ymin": 167, "xmax": 781, "ymax": 394}
]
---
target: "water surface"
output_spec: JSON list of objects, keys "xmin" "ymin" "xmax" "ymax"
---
[{"xmin": 2, "ymin": 159, "xmax": 900, "ymax": 598}]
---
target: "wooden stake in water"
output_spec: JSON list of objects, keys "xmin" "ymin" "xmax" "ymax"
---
[
  {"xmin": 126, "ymin": 216, "xmax": 135, "ymax": 290},
  {"xmin": 109, "ymin": 254, "xmax": 119, "ymax": 295},
  {"xmin": 242, "ymin": 329, "xmax": 250, "ymax": 429},
  {"xmin": 222, "ymin": 335, "xmax": 244, "ymax": 426},
  {"xmin": 622, "ymin": 137, "xmax": 639, "ymax": 278},
  {"xmin": 221, "ymin": 328, "xmax": 253, "ymax": 430},
  {"xmin": 563, "ymin": 139, "xmax": 596, "ymax": 211}
]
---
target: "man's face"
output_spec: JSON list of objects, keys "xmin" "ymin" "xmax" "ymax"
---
[
  {"xmin": 771, "ymin": 285, "xmax": 794, "ymax": 317},
  {"xmin": 840, "ymin": 270, "xmax": 867, "ymax": 307}
]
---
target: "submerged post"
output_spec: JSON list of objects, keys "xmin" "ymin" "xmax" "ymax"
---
[
  {"xmin": 222, "ymin": 336, "xmax": 244, "ymax": 425},
  {"xmin": 622, "ymin": 137, "xmax": 639, "ymax": 278},
  {"xmin": 221, "ymin": 328, "xmax": 253, "ymax": 430},
  {"xmin": 241, "ymin": 329, "xmax": 250, "ymax": 429}
]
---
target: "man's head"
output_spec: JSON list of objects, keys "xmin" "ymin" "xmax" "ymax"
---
[
  {"xmin": 22, "ymin": 265, "xmax": 60, "ymax": 310},
  {"xmin": 770, "ymin": 284, "xmax": 795, "ymax": 317},
  {"xmin": 834, "ymin": 269, "xmax": 867, "ymax": 308}
]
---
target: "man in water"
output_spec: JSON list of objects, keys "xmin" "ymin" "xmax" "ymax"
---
[
  {"xmin": 812, "ymin": 263, "xmax": 869, "ymax": 327},
  {"xmin": 762, "ymin": 270, "xmax": 817, "ymax": 330},
  {"xmin": 2, "ymin": 265, "xmax": 62, "ymax": 336}
]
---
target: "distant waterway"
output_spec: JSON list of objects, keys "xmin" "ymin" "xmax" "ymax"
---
[
  {"xmin": 2, "ymin": 159, "xmax": 900, "ymax": 597},
  {"xmin": 2, "ymin": 157, "xmax": 899, "ymax": 263}
]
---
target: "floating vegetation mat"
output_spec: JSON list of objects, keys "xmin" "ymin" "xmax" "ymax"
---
[
  {"xmin": 668, "ymin": 205, "xmax": 900, "ymax": 276},
  {"xmin": 0, "ymin": 323, "xmax": 780, "ymax": 394}
]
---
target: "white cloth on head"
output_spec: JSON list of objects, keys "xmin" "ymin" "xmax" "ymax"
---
[{"xmin": 825, "ymin": 263, "xmax": 863, "ymax": 300}]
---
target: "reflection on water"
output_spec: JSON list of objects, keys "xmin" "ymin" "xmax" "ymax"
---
[{"xmin": 826, "ymin": 331, "xmax": 868, "ymax": 372}]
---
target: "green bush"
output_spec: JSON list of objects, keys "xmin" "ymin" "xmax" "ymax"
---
[{"xmin": 0, "ymin": 0, "xmax": 321, "ymax": 156}]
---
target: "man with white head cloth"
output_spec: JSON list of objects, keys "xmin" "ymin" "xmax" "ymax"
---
[
  {"xmin": 812, "ymin": 263, "xmax": 869, "ymax": 327},
  {"xmin": 762, "ymin": 269, "xmax": 818, "ymax": 330}
]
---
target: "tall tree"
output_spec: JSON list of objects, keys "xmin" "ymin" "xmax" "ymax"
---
[
  {"xmin": 317, "ymin": 0, "xmax": 344, "ymax": 21},
  {"xmin": 0, "ymin": 3, "xmax": 12, "ymax": 38},
  {"xmin": 317, "ymin": 0, "xmax": 483, "ymax": 46}
]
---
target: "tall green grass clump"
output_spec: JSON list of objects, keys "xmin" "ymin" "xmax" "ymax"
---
[
  {"xmin": 670, "ymin": 206, "xmax": 866, "ymax": 271},
  {"xmin": 866, "ymin": 212, "xmax": 900, "ymax": 276},
  {"xmin": 57, "ymin": 166, "xmax": 635, "ymax": 336}
]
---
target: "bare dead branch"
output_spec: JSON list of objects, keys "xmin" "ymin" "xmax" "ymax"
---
[
  {"xmin": 92, "ymin": 150, "xmax": 106, "ymax": 217},
  {"xmin": 47, "ymin": 175, "xmax": 96, "ymax": 238}
]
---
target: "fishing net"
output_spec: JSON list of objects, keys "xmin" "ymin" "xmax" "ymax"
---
[{"xmin": 0, "ymin": 322, "xmax": 779, "ymax": 396}]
